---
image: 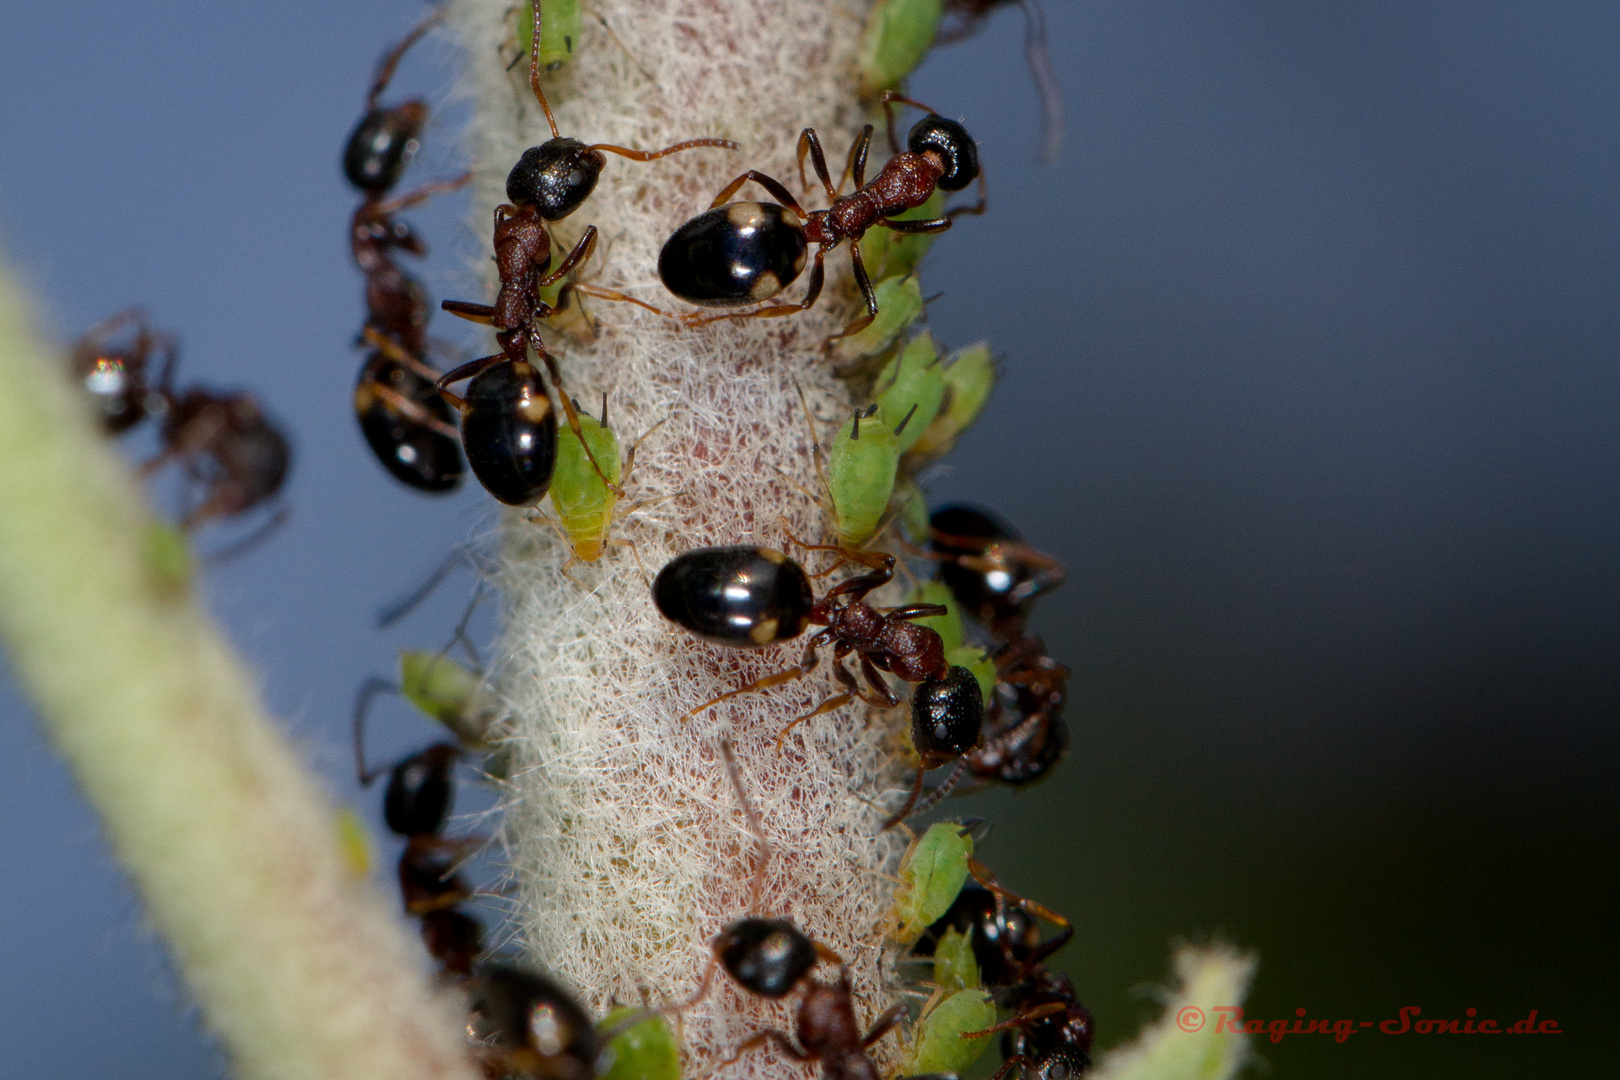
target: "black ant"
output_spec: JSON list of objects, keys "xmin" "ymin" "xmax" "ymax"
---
[
  {"xmin": 913, "ymin": 865, "xmax": 1092, "ymax": 1079},
  {"xmin": 353, "ymin": 645, "xmax": 498, "ymax": 979},
  {"xmin": 938, "ymin": 1, "xmax": 1063, "ymax": 165},
  {"xmin": 66, "ymin": 308, "xmax": 175, "ymax": 434},
  {"xmin": 928, "ymin": 504, "xmax": 1067, "ymax": 639},
  {"xmin": 343, "ymin": 11, "xmax": 475, "ymax": 494},
  {"xmin": 435, "ymin": 0, "xmax": 735, "ymax": 507},
  {"xmin": 964, "ymin": 635, "xmax": 1068, "ymax": 789},
  {"xmin": 465, "ymin": 961, "xmax": 600, "ymax": 1080},
  {"xmin": 653, "ymin": 92, "xmax": 983, "ymax": 344}
]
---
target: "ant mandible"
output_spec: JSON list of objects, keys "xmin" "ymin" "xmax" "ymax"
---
[
  {"xmin": 655, "ymin": 92, "xmax": 984, "ymax": 344},
  {"xmin": 434, "ymin": 0, "xmax": 735, "ymax": 506}
]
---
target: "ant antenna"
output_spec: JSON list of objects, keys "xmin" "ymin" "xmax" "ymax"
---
[
  {"xmin": 719, "ymin": 739, "xmax": 769, "ymax": 912},
  {"xmin": 528, "ymin": 0, "xmax": 562, "ymax": 139}
]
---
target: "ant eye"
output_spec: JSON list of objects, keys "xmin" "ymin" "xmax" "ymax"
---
[
  {"xmin": 506, "ymin": 138, "xmax": 604, "ymax": 220},
  {"xmin": 907, "ymin": 114, "xmax": 980, "ymax": 191}
]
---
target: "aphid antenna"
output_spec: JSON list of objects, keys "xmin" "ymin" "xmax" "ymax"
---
[
  {"xmin": 922, "ymin": 289, "xmax": 947, "ymax": 307},
  {"xmin": 891, "ymin": 401, "xmax": 922, "ymax": 438},
  {"xmin": 352, "ymin": 675, "xmax": 404, "ymax": 787},
  {"xmin": 893, "ymin": 757, "xmax": 969, "ymax": 826},
  {"xmin": 792, "ymin": 380, "xmax": 834, "ymax": 496},
  {"xmin": 376, "ymin": 542, "xmax": 487, "ymax": 629}
]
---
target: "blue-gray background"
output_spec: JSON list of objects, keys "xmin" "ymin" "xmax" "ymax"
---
[{"xmin": 1, "ymin": 2, "xmax": 1615, "ymax": 1076}]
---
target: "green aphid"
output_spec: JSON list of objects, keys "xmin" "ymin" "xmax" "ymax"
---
[
  {"xmin": 827, "ymin": 274, "xmax": 924, "ymax": 365},
  {"xmin": 858, "ymin": 192, "xmax": 945, "ymax": 281},
  {"xmin": 931, "ymin": 925, "xmax": 981, "ymax": 992},
  {"xmin": 141, "ymin": 520, "xmax": 191, "ymax": 593},
  {"xmin": 900, "ymin": 987, "xmax": 996, "ymax": 1076},
  {"xmin": 553, "ymin": 408, "xmax": 624, "ymax": 563},
  {"xmin": 827, "ymin": 404, "xmax": 902, "ymax": 548},
  {"xmin": 892, "ymin": 821, "xmax": 976, "ymax": 943},
  {"xmin": 874, "ymin": 332, "xmax": 946, "ymax": 454},
  {"xmin": 399, "ymin": 650, "xmax": 493, "ymax": 749},
  {"xmin": 596, "ymin": 1007, "xmax": 679, "ymax": 1080},
  {"xmin": 893, "ymin": 477, "xmax": 931, "ymax": 545},
  {"xmin": 907, "ymin": 580, "xmax": 964, "ymax": 653},
  {"xmin": 518, "ymin": 0, "xmax": 582, "ymax": 72},
  {"xmin": 857, "ymin": 0, "xmax": 945, "ymax": 98},
  {"xmin": 946, "ymin": 645, "xmax": 997, "ymax": 704},
  {"xmin": 909, "ymin": 341, "xmax": 995, "ymax": 459}
]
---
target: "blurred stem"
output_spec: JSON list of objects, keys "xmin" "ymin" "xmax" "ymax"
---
[{"xmin": 0, "ymin": 263, "xmax": 479, "ymax": 1080}]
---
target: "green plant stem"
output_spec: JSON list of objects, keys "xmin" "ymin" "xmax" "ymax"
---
[{"xmin": 0, "ymin": 263, "xmax": 480, "ymax": 1080}]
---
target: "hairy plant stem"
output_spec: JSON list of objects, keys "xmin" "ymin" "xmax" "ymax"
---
[{"xmin": 0, "ymin": 264, "xmax": 479, "ymax": 1080}]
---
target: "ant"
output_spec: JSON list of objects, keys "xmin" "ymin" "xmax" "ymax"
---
[
  {"xmin": 353, "ymin": 644, "xmax": 498, "ymax": 979},
  {"xmin": 913, "ymin": 866, "xmax": 1093, "ymax": 1079},
  {"xmin": 66, "ymin": 307, "xmax": 175, "ymax": 434},
  {"xmin": 655, "ymin": 92, "xmax": 983, "ymax": 344},
  {"xmin": 435, "ymin": 0, "xmax": 735, "ymax": 506},
  {"xmin": 343, "ymin": 12, "xmax": 475, "ymax": 493},
  {"xmin": 928, "ymin": 504, "xmax": 1067, "ymax": 640},
  {"xmin": 142, "ymin": 377, "xmax": 291, "ymax": 533},
  {"xmin": 938, "ymin": 1, "xmax": 1063, "ymax": 165},
  {"xmin": 964, "ymin": 635, "xmax": 1068, "ymax": 789},
  {"xmin": 466, "ymin": 961, "xmax": 600, "ymax": 1080}
]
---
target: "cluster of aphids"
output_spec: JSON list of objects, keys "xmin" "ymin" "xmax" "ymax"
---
[
  {"xmin": 345, "ymin": 2, "xmax": 1088, "ymax": 1080},
  {"xmin": 65, "ymin": 308, "xmax": 291, "ymax": 544}
]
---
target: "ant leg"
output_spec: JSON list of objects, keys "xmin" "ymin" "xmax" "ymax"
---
[
  {"xmin": 1004, "ymin": 545, "xmax": 1070, "ymax": 606},
  {"xmin": 681, "ymin": 635, "xmax": 828, "ymax": 723},
  {"xmin": 856, "ymin": 654, "xmax": 900, "ymax": 708},
  {"xmin": 367, "ymin": 8, "xmax": 443, "ymax": 109},
  {"xmin": 353, "ymin": 676, "xmax": 402, "ymax": 786},
  {"xmin": 863, "ymin": 1002, "xmax": 909, "ymax": 1047},
  {"xmin": 960, "ymin": 1002, "xmax": 1070, "ymax": 1041},
  {"xmin": 879, "ymin": 216, "xmax": 952, "ymax": 235},
  {"xmin": 441, "ymin": 300, "xmax": 498, "ymax": 325},
  {"xmin": 434, "ymin": 353, "xmax": 507, "ymax": 411},
  {"xmin": 882, "ymin": 764, "xmax": 928, "ymax": 831},
  {"xmin": 983, "ymin": 1055, "xmax": 1035, "ymax": 1080},
  {"xmin": 537, "ymin": 226, "xmax": 598, "ymax": 289},
  {"xmin": 373, "ymin": 170, "xmax": 475, "ymax": 216},
  {"xmin": 360, "ymin": 382, "xmax": 461, "ymax": 442},
  {"xmin": 885, "ymin": 603, "xmax": 949, "ymax": 622},
  {"xmin": 774, "ymin": 659, "xmax": 863, "ymax": 751},
  {"xmin": 685, "ymin": 250, "xmax": 827, "ymax": 326},
  {"xmin": 567, "ymin": 283, "xmax": 691, "ymax": 321},
  {"xmin": 946, "ymin": 170, "xmax": 988, "ymax": 220},
  {"xmin": 718, "ymin": 738, "xmax": 772, "ymax": 910},
  {"xmin": 199, "ymin": 505, "xmax": 292, "ymax": 567},
  {"xmin": 362, "ymin": 326, "xmax": 449, "ymax": 386},
  {"xmin": 966, "ymin": 857, "xmax": 1074, "ymax": 964},
  {"xmin": 795, "ymin": 128, "xmax": 840, "ymax": 201},
  {"xmin": 720, "ymin": 1030, "xmax": 811, "ymax": 1069},
  {"xmin": 846, "ymin": 125, "xmax": 873, "ymax": 191},
  {"xmin": 1017, "ymin": 0, "xmax": 1065, "ymax": 165},
  {"xmin": 823, "ymin": 243, "xmax": 879, "ymax": 348},
  {"xmin": 589, "ymin": 137, "xmax": 740, "ymax": 161},
  {"xmin": 705, "ymin": 170, "xmax": 811, "ymax": 218}
]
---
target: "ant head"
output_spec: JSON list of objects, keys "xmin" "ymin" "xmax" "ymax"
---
[
  {"xmin": 714, "ymin": 917, "xmax": 818, "ymax": 998},
  {"xmin": 907, "ymin": 115, "xmax": 980, "ymax": 192},
  {"xmin": 343, "ymin": 101, "xmax": 428, "ymax": 196},
  {"xmin": 506, "ymin": 138, "xmax": 609, "ymax": 220}
]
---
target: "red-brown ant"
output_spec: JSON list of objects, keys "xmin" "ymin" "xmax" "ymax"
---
[
  {"xmin": 965, "ymin": 635, "xmax": 1068, "ymax": 790},
  {"xmin": 142, "ymin": 376, "xmax": 291, "ymax": 533},
  {"xmin": 654, "ymin": 93, "xmax": 984, "ymax": 344},
  {"xmin": 435, "ymin": 0, "xmax": 734, "ymax": 507},
  {"xmin": 66, "ymin": 307, "xmax": 175, "ymax": 435}
]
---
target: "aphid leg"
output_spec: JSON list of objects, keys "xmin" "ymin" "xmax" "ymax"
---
[
  {"xmin": 862, "ymin": 1001, "xmax": 909, "ymax": 1047},
  {"xmin": 525, "ymin": 510, "xmax": 591, "ymax": 588},
  {"xmin": 705, "ymin": 170, "xmax": 810, "ymax": 217}
]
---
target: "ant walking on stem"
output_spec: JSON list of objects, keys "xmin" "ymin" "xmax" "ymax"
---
[{"xmin": 434, "ymin": 0, "xmax": 735, "ymax": 507}]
